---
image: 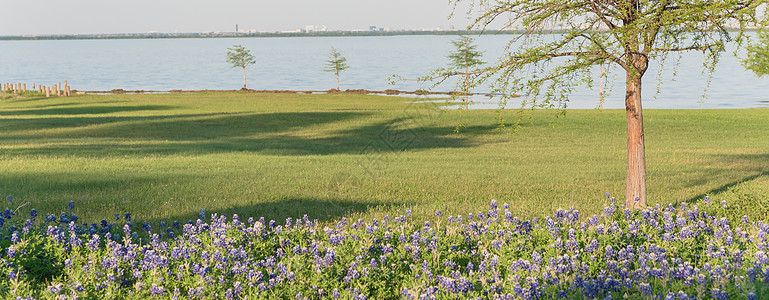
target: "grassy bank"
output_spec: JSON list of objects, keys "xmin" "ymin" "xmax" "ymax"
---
[{"xmin": 0, "ymin": 92, "xmax": 767, "ymax": 224}]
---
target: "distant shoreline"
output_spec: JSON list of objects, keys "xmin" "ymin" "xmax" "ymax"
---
[
  {"xmin": 0, "ymin": 30, "xmax": 520, "ymax": 41},
  {"xmin": 77, "ymin": 88, "xmax": 512, "ymax": 97},
  {"xmin": 1, "ymin": 28, "xmax": 757, "ymax": 41}
]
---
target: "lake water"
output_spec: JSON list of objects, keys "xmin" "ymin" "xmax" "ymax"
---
[{"xmin": 1, "ymin": 35, "xmax": 768, "ymax": 109}]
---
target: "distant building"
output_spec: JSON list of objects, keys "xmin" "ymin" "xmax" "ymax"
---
[{"xmin": 303, "ymin": 25, "xmax": 327, "ymax": 33}]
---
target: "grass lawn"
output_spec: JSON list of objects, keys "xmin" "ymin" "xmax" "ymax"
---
[{"xmin": 0, "ymin": 92, "xmax": 767, "ymax": 225}]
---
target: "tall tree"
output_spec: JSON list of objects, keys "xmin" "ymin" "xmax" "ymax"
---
[
  {"xmin": 450, "ymin": 0, "xmax": 765, "ymax": 208},
  {"xmin": 226, "ymin": 45, "xmax": 256, "ymax": 90},
  {"xmin": 742, "ymin": 30, "xmax": 769, "ymax": 76},
  {"xmin": 447, "ymin": 36, "xmax": 485, "ymax": 107},
  {"xmin": 324, "ymin": 47, "xmax": 350, "ymax": 90}
]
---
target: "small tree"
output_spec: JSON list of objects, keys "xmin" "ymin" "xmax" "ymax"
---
[
  {"xmin": 226, "ymin": 45, "xmax": 256, "ymax": 90},
  {"xmin": 447, "ymin": 36, "xmax": 485, "ymax": 108},
  {"xmin": 324, "ymin": 47, "xmax": 350, "ymax": 90},
  {"xmin": 743, "ymin": 31, "xmax": 769, "ymax": 77},
  {"xmin": 444, "ymin": 0, "xmax": 765, "ymax": 208}
]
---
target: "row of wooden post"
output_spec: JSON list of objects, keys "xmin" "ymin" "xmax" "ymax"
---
[{"xmin": 2, "ymin": 81, "xmax": 72, "ymax": 97}]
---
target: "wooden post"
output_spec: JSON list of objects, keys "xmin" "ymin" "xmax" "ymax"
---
[
  {"xmin": 65, "ymin": 85, "xmax": 71, "ymax": 97},
  {"xmin": 46, "ymin": 86, "xmax": 50, "ymax": 97},
  {"xmin": 57, "ymin": 82, "xmax": 61, "ymax": 96},
  {"xmin": 23, "ymin": 84, "xmax": 26, "ymax": 92}
]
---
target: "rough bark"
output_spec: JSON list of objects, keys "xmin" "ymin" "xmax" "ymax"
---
[{"xmin": 625, "ymin": 72, "xmax": 647, "ymax": 208}]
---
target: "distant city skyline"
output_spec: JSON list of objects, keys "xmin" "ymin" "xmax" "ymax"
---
[{"xmin": 0, "ymin": 0, "xmax": 479, "ymax": 36}]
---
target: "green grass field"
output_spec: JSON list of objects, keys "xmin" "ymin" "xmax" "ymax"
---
[{"xmin": 1, "ymin": 92, "xmax": 767, "ymax": 225}]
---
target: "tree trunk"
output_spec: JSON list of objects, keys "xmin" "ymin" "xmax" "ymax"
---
[
  {"xmin": 464, "ymin": 65, "xmax": 470, "ymax": 108},
  {"xmin": 336, "ymin": 72, "xmax": 340, "ymax": 90},
  {"xmin": 242, "ymin": 67, "xmax": 247, "ymax": 89},
  {"xmin": 625, "ymin": 73, "xmax": 647, "ymax": 208},
  {"xmin": 599, "ymin": 64, "xmax": 605, "ymax": 110}
]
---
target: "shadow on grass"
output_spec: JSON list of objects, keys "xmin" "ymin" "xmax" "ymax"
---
[
  {"xmin": 0, "ymin": 105, "xmax": 177, "ymax": 116},
  {"xmin": 0, "ymin": 173, "xmax": 384, "ymax": 224},
  {"xmin": 1, "ymin": 110, "xmax": 498, "ymax": 156},
  {"xmin": 685, "ymin": 153, "xmax": 769, "ymax": 204},
  {"xmin": 2, "ymin": 171, "xmax": 387, "ymax": 225}
]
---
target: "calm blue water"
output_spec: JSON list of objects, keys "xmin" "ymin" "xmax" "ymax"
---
[{"xmin": 1, "ymin": 35, "xmax": 767, "ymax": 109}]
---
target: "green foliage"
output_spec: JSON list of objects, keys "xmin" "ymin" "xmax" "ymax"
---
[
  {"xmin": 447, "ymin": 36, "xmax": 485, "ymax": 71},
  {"xmin": 743, "ymin": 30, "xmax": 769, "ymax": 77},
  {"xmin": 324, "ymin": 47, "xmax": 350, "ymax": 90},
  {"xmin": 5, "ymin": 234, "xmax": 66, "ymax": 286},
  {"xmin": 226, "ymin": 44, "xmax": 256, "ymax": 89},
  {"xmin": 447, "ymin": 35, "xmax": 485, "ymax": 114},
  {"xmin": 453, "ymin": 0, "xmax": 764, "ymax": 106},
  {"xmin": 225, "ymin": 44, "xmax": 256, "ymax": 70},
  {"xmin": 4, "ymin": 195, "xmax": 769, "ymax": 298},
  {"xmin": 324, "ymin": 47, "xmax": 350, "ymax": 75}
]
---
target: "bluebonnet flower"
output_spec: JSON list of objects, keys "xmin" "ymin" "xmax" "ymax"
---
[
  {"xmin": 47, "ymin": 283, "xmax": 63, "ymax": 295},
  {"xmin": 150, "ymin": 284, "xmax": 165, "ymax": 296},
  {"xmin": 30, "ymin": 209, "xmax": 37, "ymax": 219},
  {"xmin": 603, "ymin": 205, "xmax": 615, "ymax": 217},
  {"xmin": 638, "ymin": 282, "xmax": 652, "ymax": 296},
  {"xmin": 1, "ymin": 195, "xmax": 767, "ymax": 298}
]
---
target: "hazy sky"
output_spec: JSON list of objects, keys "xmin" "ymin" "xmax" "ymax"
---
[{"xmin": 0, "ymin": 0, "xmax": 478, "ymax": 35}]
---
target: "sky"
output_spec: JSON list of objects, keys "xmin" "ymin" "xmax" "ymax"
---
[{"xmin": 0, "ymin": 0, "xmax": 479, "ymax": 36}]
